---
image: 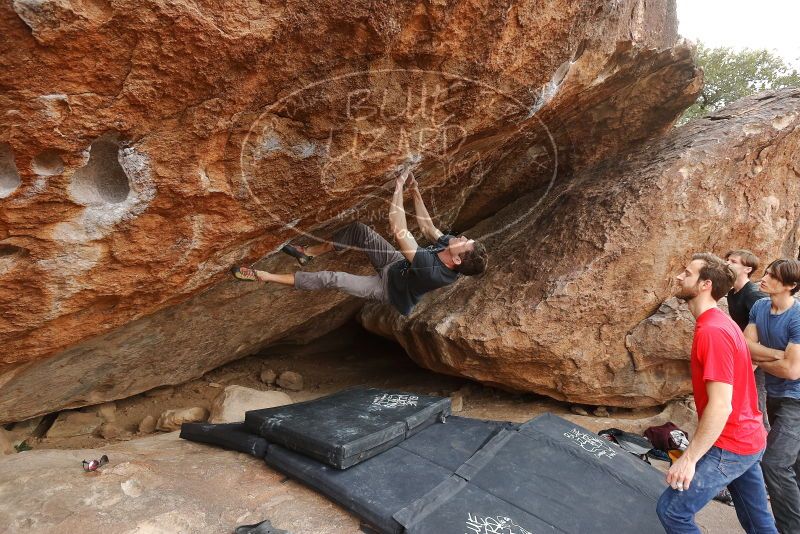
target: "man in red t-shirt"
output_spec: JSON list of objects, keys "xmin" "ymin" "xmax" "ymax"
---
[{"xmin": 656, "ymin": 253, "xmax": 777, "ymax": 533}]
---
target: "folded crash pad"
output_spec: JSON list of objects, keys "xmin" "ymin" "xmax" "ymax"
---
[
  {"xmin": 179, "ymin": 422, "xmax": 268, "ymax": 458},
  {"xmin": 245, "ymin": 387, "xmax": 451, "ymax": 469},
  {"xmin": 263, "ymin": 416, "xmax": 511, "ymax": 534},
  {"xmin": 394, "ymin": 413, "xmax": 667, "ymax": 534}
]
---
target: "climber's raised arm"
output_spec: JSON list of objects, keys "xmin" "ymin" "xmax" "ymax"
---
[
  {"xmin": 389, "ymin": 168, "xmax": 418, "ymax": 262},
  {"xmin": 407, "ymin": 176, "xmax": 442, "ymax": 243}
]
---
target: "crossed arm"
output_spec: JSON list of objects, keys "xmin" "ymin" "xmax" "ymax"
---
[{"xmin": 744, "ymin": 323, "xmax": 800, "ymax": 380}]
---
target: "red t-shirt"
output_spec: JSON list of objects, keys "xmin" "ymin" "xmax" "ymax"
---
[{"xmin": 691, "ymin": 307, "xmax": 766, "ymax": 454}]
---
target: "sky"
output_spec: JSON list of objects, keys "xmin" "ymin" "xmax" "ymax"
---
[{"xmin": 677, "ymin": 0, "xmax": 800, "ymax": 67}]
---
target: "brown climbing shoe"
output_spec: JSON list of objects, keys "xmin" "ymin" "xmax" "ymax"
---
[{"xmin": 231, "ymin": 265, "xmax": 259, "ymax": 281}]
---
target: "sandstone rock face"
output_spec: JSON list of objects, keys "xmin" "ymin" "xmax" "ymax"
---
[
  {"xmin": 360, "ymin": 89, "xmax": 800, "ymax": 408},
  {"xmin": 625, "ymin": 297, "xmax": 697, "ymax": 379},
  {"xmin": 0, "ymin": 0, "xmax": 680, "ymax": 422},
  {"xmin": 209, "ymin": 385, "xmax": 293, "ymax": 423},
  {"xmin": 0, "ymin": 432, "xmax": 360, "ymax": 533}
]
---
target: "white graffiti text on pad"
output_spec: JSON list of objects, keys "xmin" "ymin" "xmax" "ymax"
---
[
  {"xmin": 465, "ymin": 513, "xmax": 533, "ymax": 534},
  {"xmin": 371, "ymin": 393, "xmax": 419, "ymax": 408},
  {"xmin": 563, "ymin": 428, "xmax": 617, "ymax": 459}
]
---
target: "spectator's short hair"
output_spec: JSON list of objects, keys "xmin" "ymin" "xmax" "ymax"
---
[
  {"xmin": 692, "ymin": 252, "xmax": 735, "ymax": 300},
  {"xmin": 456, "ymin": 241, "xmax": 487, "ymax": 276},
  {"xmin": 724, "ymin": 249, "xmax": 760, "ymax": 277},
  {"xmin": 766, "ymin": 259, "xmax": 800, "ymax": 295}
]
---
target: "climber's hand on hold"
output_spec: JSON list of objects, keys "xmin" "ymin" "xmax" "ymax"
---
[
  {"xmin": 407, "ymin": 175, "xmax": 419, "ymax": 193},
  {"xmin": 396, "ymin": 167, "xmax": 410, "ymax": 189}
]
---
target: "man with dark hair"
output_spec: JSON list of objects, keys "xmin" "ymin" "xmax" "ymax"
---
[
  {"xmin": 725, "ymin": 250, "xmax": 766, "ymax": 330},
  {"xmin": 745, "ymin": 258, "xmax": 800, "ymax": 533},
  {"xmin": 230, "ymin": 169, "xmax": 488, "ymax": 316},
  {"xmin": 657, "ymin": 253, "xmax": 775, "ymax": 533},
  {"xmin": 725, "ymin": 249, "xmax": 769, "ymax": 428}
]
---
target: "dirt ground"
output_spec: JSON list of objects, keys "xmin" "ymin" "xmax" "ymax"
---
[{"xmin": 5, "ymin": 322, "xmax": 744, "ymax": 532}]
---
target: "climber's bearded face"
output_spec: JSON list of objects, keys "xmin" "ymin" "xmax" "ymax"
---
[{"xmin": 674, "ymin": 260, "xmax": 704, "ymax": 302}]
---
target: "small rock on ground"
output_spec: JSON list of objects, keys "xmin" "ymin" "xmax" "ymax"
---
[
  {"xmin": 570, "ymin": 405, "xmax": 589, "ymax": 416},
  {"xmin": 209, "ymin": 386, "xmax": 292, "ymax": 423},
  {"xmin": 138, "ymin": 415, "xmax": 156, "ymax": 434},
  {"xmin": 156, "ymin": 407, "xmax": 208, "ymax": 431},
  {"xmin": 96, "ymin": 402, "xmax": 117, "ymax": 422},
  {"xmin": 260, "ymin": 369, "xmax": 277, "ymax": 385},
  {"xmin": 277, "ymin": 371, "xmax": 303, "ymax": 391},
  {"xmin": 450, "ymin": 392, "xmax": 464, "ymax": 412}
]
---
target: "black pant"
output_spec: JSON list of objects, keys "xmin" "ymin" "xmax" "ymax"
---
[{"xmin": 763, "ymin": 396, "xmax": 800, "ymax": 533}]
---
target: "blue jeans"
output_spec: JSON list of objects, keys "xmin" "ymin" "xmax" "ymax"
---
[{"xmin": 657, "ymin": 446, "xmax": 777, "ymax": 534}]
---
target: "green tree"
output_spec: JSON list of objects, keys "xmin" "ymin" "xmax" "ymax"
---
[{"xmin": 679, "ymin": 43, "xmax": 800, "ymax": 124}]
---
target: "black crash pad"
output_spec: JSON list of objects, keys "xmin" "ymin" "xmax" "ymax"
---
[
  {"xmin": 263, "ymin": 416, "xmax": 511, "ymax": 534},
  {"xmin": 179, "ymin": 422, "xmax": 268, "ymax": 458},
  {"xmin": 245, "ymin": 387, "xmax": 451, "ymax": 469},
  {"xmin": 394, "ymin": 413, "xmax": 667, "ymax": 534}
]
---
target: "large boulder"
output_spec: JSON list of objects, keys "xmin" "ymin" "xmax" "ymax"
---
[
  {"xmin": 359, "ymin": 88, "xmax": 800, "ymax": 407},
  {"xmin": 0, "ymin": 0, "xmax": 680, "ymax": 422}
]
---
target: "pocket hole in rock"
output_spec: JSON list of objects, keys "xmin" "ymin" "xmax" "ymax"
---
[
  {"xmin": 0, "ymin": 244, "xmax": 27, "ymax": 258},
  {"xmin": 70, "ymin": 138, "xmax": 130, "ymax": 204},
  {"xmin": 0, "ymin": 143, "xmax": 21, "ymax": 199},
  {"xmin": 0, "ymin": 244, "xmax": 28, "ymax": 275},
  {"xmin": 31, "ymin": 150, "xmax": 64, "ymax": 176}
]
